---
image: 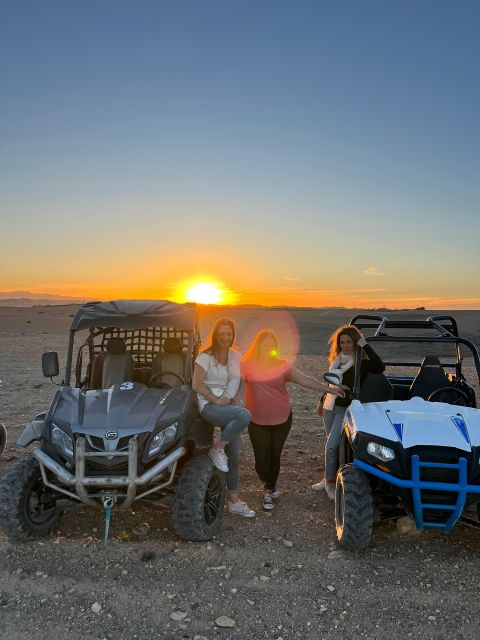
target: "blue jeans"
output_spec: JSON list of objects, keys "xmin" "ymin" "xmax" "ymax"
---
[
  {"xmin": 200, "ymin": 403, "xmax": 252, "ymax": 492},
  {"xmin": 323, "ymin": 406, "xmax": 347, "ymax": 482}
]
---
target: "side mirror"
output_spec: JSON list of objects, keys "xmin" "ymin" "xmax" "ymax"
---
[
  {"xmin": 42, "ymin": 352, "xmax": 59, "ymax": 378},
  {"xmin": 324, "ymin": 372, "xmax": 342, "ymax": 386}
]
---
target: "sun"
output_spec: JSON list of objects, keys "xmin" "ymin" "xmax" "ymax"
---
[{"xmin": 176, "ymin": 279, "xmax": 232, "ymax": 305}]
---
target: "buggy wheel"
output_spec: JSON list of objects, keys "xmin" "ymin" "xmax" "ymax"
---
[
  {"xmin": 172, "ymin": 455, "xmax": 226, "ymax": 541},
  {"xmin": 0, "ymin": 422, "xmax": 6, "ymax": 456},
  {"xmin": 335, "ymin": 464, "xmax": 373, "ymax": 551},
  {"xmin": 0, "ymin": 458, "xmax": 59, "ymax": 540}
]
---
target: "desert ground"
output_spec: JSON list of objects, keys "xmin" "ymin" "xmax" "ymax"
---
[{"xmin": 1, "ymin": 305, "xmax": 480, "ymax": 640}]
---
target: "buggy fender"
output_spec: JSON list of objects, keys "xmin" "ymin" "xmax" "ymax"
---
[
  {"xmin": 186, "ymin": 417, "xmax": 214, "ymax": 450},
  {"xmin": 16, "ymin": 414, "xmax": 46, "ymax": 447}
]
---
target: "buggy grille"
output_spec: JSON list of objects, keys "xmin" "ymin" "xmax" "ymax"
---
[{"xmin": 86, "ymin": 435, "xmax": 133, "ymax": 452}]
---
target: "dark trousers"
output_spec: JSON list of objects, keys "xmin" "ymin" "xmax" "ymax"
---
[{"xmin": 248, "ymin": 412, "xmax": 293, "ymax": 491}]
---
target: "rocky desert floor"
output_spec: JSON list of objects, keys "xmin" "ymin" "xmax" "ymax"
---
[{"xmin": 1, "ymin": 307, "xmax": 480, "ymax": 640}]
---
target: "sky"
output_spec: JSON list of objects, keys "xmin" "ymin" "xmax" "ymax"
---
[{"xmin": 1, "ymin": 0, "xmax": 479, "ymax": 309}]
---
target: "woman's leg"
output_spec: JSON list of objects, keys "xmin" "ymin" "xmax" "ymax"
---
[
  {"xmin": 200, "ymin": 403, "xmax": 254, "ymax": 514},
  {"xmin": 265, "ymin": 413, "xmax": 292, "ymax": 491},
  {"xmin": 325, "ymin": 407, "xmax": 347, "ymax": 482},
  {"xmin": 201, "ymin": 403, "xmax": 251, "ymax": 449},
  {"xmin": 323, "ymin": 409, "xmax": 335, "ymax": 437},
  {"xmin": 312, "ymin": 409, "xmax": 336, "ymax": 490},
  {"xmin": 248, "ymin": 422, "xmax": 273, "ymax": 487},
  {"xmin": 224, "ymin": 433, "xmax": 241, "ymax": 493}
]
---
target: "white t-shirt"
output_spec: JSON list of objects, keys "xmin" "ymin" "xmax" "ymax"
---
[{"xmin": 195, "ymin": 350, "xmax": 242, "ymax": 411}]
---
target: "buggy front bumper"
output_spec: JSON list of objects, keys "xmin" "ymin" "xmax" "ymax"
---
[
  {"xmin": 32, "ymin": 437, "xmax": 186, "ymax": 510},
  {"xmin": 354, "ymin": 456, "xmax": 480, "ymax": 533}
]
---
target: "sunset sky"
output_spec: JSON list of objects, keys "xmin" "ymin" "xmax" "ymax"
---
[{"xmin": 1, "ymin": 1, "xmax": 479, "ymax": 309}]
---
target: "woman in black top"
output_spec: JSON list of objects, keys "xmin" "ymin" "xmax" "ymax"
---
[{"xmin": 312, "ymin": 325, "xmax": 385, "ymax": 499}]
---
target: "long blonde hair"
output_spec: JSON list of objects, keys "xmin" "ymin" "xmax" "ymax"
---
[
  {"xmin": 242, "ymin": 329, "xmax": 279, "ymax": 363},
  {"xmin": 328, "ymin": 325, "xmax": 363, "ymax": 364}
]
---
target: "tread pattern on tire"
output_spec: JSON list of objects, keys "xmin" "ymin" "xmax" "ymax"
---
[
  {"xmin": 0, "ymin": 458, "xmax": 59, "ymax": 540},
  {"xmin": 336, "ymin": 464, "xmax": 373, "ymax": 551},
  {"xmin": 172, "ymin": 455, "xmax": 226, "ymax": 541}
]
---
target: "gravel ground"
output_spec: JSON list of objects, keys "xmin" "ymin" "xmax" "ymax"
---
[{"xmin": 1, "ymin": 332, "xmax": 480, "ymax": 639}]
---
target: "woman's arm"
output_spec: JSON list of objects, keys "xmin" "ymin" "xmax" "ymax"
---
[
  {"xmin": 231, "ymin": 378, "xmax": 246, "ymax": 405},
  {"xmin": 289, "ymin": 369, "xmax": 344, "ymax": 396},
  {"xmin": 192, "ymin": 363, "xmax": 230, "ymax": 406},
  {"xmin": 358, "ymin": 337, "xmax": 385, "ymax": 374}
]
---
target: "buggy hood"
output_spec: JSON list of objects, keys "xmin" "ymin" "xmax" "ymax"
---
[
  {"xmin": 348, "ymin": 397, "xmax": 480, "ymax": 452},
  {"xmin": 50, "ymin": 383, "xmax": 189, "ymax": 435}
]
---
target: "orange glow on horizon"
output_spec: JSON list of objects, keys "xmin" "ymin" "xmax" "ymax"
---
[{"xmin": 173, "ymin": 279, "xmax": 235, "ymax": 305}]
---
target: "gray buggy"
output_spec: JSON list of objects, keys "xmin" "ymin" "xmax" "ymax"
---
[{"xmin": 0, "ymin": 300, "xmax": 226, "ymax": 542}]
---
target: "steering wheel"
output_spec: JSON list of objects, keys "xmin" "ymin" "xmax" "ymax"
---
[
  {"xmin": 427, "ymin": 387, "xmax": 470, "ymax": 406},
  {"xmin": 148, "ymin": 371, "xmax": 185, "ymax": 389}
]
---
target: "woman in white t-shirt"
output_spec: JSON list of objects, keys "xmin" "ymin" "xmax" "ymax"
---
[{"xmin": 192, "ymin": 318, "xmax": 255, "ymax": 518}]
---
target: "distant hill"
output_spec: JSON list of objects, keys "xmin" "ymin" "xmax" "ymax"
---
[{"xmin": 0, "ymin": 291, "xmax": 90, "ymax": 306}]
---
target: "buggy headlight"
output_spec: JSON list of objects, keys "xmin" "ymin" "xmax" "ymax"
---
[
  {"xmin": 148, "ymin": 423, "xmax": 178, "ymax": 457},
  {"xmin": 367, "ymin": 442, "xmax": 395, "ymax": 462},
  {"xmin": 51, "ymin": 424, "xmax": 74, "ymax": 459}
]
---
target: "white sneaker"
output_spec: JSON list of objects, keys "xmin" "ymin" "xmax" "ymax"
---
[
  {"xmin": 311, "ymin": 479, "xmax": 327, "ymax": 492},
  {"xmin": 325, "ymin": 482, "xmax": 336, "ymax": 500},
  {"xmin": 228, "ymin": 500, "xmax": 256, "ymax": 518},
  {"xmin": 208, "ymin": 447, "xmax": 229, "ymax": 472}
]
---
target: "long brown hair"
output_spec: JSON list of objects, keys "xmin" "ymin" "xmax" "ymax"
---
[
  {"xmin": 242, "ymin": 329, "xmax": 279, "ymax": 363},
  {"xmin": 328, "ymin": 325, "xmax": 363, "ymax": 364},
  {"xmin": 201, "ymin": 318, "xmax": 236, "ymax": 362}
]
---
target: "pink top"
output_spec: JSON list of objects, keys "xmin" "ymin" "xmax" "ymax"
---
[{"xmin": 241, "ymin": 358, "xmax": 292, "ymax": 425}]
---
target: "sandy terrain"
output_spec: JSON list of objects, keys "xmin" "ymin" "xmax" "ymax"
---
[{"xmin": 1, "ymin": 305, "xmax": 480, "ymax": 639}]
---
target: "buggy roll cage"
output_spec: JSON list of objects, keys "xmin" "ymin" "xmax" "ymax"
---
[
  {"xmin": 63, "ymin": 300, "xmax": 200, "ymax": 387},
  {"xmin": 348, "ymin": 315, "xmax": 480, "ymax": 401}
]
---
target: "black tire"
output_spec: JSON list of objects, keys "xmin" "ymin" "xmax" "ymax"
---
[
  {"xmin": 0, "ymin": 422, "xmax": 6, "ymax": 456},
  {"xmin": 0, "ymin": 458, "xmax": 59, "ymax": 540},
  {"xmin": 172, "ymin": 455, "xmax": 226, "ymax": 541},
  {"xmin": 335, "ymin": 464, "xmax": 373, "ymax": 551}
]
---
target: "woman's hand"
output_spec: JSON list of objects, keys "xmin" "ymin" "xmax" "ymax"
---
[
  {"xmin": 329, "ymin": 387, "xmax": 345, "ymax": 398},
  {"xmin": 215, "ymin": 395, "xmax": 231, "ymax": 406},
  {"xmin": 357, "ymin": 333, "xmax": 368, "ymax": 348}
]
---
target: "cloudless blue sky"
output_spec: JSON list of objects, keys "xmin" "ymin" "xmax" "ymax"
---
[{"xmin": 1, "ymin": 0, "xmax": 479, "ymax": 307}]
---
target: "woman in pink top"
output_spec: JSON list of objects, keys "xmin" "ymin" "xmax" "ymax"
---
[{"xmin": 241, "ymin": 329, "xmax": 343, "ymax": 512}]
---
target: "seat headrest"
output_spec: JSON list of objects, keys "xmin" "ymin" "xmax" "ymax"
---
[
  {"xmin": 163, "ymin": 337, "xmax": 184, "ymax": 354},
  {"xmin": 106, "ymin": 337, "xmax": 127, "ymax": 354},
  {"xmin": 419, "ymin": 355, "xmax": 443, "ymax": 371}
]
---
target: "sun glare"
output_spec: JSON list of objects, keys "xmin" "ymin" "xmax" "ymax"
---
[{"xmin": 176, "ymin": 280, "xmax": 232, "ymax": 305}]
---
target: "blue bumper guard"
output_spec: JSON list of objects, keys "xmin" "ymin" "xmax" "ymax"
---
[{"xmin": 353, "ymin": 455, "xmax": 480, "ymax": 533}]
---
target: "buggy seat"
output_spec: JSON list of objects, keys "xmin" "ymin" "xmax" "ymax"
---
[
  {"xmin": 409, "ymin": 355, "xmax": 453, "ymax": 400},
  {"xmin": 150, "ymin": 337, "xmax": 186, "ymax": 387},
  {"xmin": 90, "ymin": 337, "xmax": 135, "ymax": 388}
]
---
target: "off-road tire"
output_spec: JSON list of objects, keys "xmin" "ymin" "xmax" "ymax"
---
[
  {"xmin": 335, "ymin": 464, "xmax": 373, "ymax": 551},
  {"xmin": 0, "ymin": 458, "xmax": 59, "ymax": 540},
  {"xmin": 0, "ymin": 422, "xmax": 6, "ymax": 456},
  {"xmin": 173, "ymin": 455, "xmax": 226, "ymax": 541}
]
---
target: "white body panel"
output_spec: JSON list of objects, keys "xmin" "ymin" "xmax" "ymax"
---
[{"xmin": 346, "ymin": 397, "xmax": 480, "ymax": 452}]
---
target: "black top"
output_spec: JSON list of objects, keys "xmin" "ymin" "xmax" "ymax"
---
[{"xmin": 334, "ymin": 343, "xmax": 385, "ymax": 407}]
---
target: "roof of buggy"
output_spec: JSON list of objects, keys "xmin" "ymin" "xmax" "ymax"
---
[{"xmin": 70, "ymin": 300, "xmax": 197, "ymax": 331}]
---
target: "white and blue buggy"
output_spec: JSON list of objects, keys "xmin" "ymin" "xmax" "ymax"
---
[{"xmin": 330, "ymin": 315, "xmax": 480, "ymax": 550}]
